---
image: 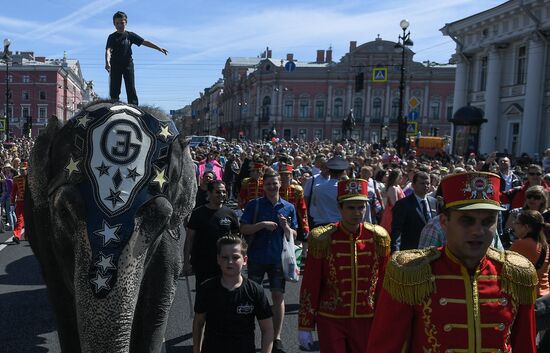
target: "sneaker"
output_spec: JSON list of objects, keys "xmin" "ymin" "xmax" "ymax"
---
[
  {"xmin": 272, "ymin": 339, "xmax": 286, "ymax": 353},
  {"xmin": 12, "ymin": 236, "xmax": 19, "ymax": 244}
]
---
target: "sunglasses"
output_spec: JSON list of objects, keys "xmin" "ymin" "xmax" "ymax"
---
[
  {"xmin": 528, "ymin": 172, "xmax": 542, "ymax": 176},
  {"xmin": 526, "ymin": 194, "xmax": 543, "ymax": 200}
]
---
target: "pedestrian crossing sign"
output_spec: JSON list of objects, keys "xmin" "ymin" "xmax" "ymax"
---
[
  {"xmin": 406, "ymin": 121, "xmax": 418, "ymax": 136},
  {"xmin": 0, "ymin": 119, "xmax": 5, "ymax": 132},
  {"xmin": 372, "ymin": 67, "xmax": 387, "ymax": 82}
]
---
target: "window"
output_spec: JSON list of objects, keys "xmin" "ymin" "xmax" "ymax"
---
[
  {"xmin": 332, "ymin": 128, "xmax": 341, "ymax": 141},
  {"xmin": 372, "ymin": 98, "xmax": 382, "ymax": 120},
  {"xmin": 23, "ymin": 75, "xmax": 31, "ymax": 83},
  {"xmin": 314, "ymin": 129, "xmax": 323, "ymax": 140},
  {"xmin": 298, "ymin": 129, "xmax": 307, "ymax": 139},
  {"xmin": 353, "ymin": 98, "xmax": 363, "ymax": 121},
  {"xmin": 6, "ymin": 75, "xmax": 12, "ymax": 83},
  {"xmin": 283, "ymin": 129, "xmax": 291, "ymax": 141},
  {"xmin": 22, "ymin": 91, "xmax": 29, "ymax": 100},
  {"xmin": 516, "ymin": 46, "xmax": 526, "ymax": 85},
  {"xmin": 21, "ymin": 105, "xmax": 30, "ymax": 118},
  {"xmin": 315, "ymin": 100, "xmax": 325, "ymax": 119},
  {"xmin": 299, "ymin": 99, "xmax": 309, "ymax": 118},
  {"xmin": 390, "ymin": 98, "xmax": 400, "ymax": 122},
  {"xmin": 39, "ymin": 106, "xmax": 47, "ymax": 119},
  {"xmin": 333, "ymin": 98, "xmax": 343, "ymax": 119},
  {"xmin": 39, "ymin": 91, "xmax": 46, "ymax": 100},
  {"xmin": 429, "ymin": 99, "xmax": 440, "ymax": 120},
  {"xmin": 284, "ymin": 100, "xmax": 294, "ymax": 119},
  {"xmin": 39, "ymin": 75, "xmax": 47, "ymax": 83},
  {"xmin": 261, "ymin": 96, "xmax": 270, "ymax": 121},
  {"xmin": 4, "ymin": 104, "xmax": 13, "ymax": 118},
  {"xmin": 480, "ymin": 56, "xmax": 488, "ymax": 91},
  {"xmin": 446, "ymin": 97, "xmax": 453, "ymax": 121}
]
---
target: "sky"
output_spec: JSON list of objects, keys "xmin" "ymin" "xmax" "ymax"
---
[{"xmin": 0, "ymin": 0, "xmax": 504, "ymax": 112}]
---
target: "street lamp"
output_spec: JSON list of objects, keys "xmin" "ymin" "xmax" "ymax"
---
[
  {"xmin": 3, "ymin": 38, "xmax": 11, "ymax": 142},
  {"xmin": 395, "ymin": 19, "xmax": 413, "ymax": 154}
]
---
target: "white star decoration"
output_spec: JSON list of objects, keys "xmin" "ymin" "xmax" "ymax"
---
[
  {"xmin": 95, "ymin": 253, "xmax": 116, "ymax": 273},
  {"xmin": 91, "ymin": 271, "xmax": 111, "ymax": 292},
  {"xmin": 152, "ymin": 167, "xmax": 168, "ymax": 190},
  {"xmin": 76, "ymin": 114, "xmax": 92, "ymax": 128},
  {"xmin": 94, "ymin": 221, "xmax": 121, "ymax": 246},
  {"xmin": 65, "ymin": 157, "xmax": 81, "ymax": 178},
  {"xmin": 158, "ymin": 124, "xmax": 173, "ymax": 140}
]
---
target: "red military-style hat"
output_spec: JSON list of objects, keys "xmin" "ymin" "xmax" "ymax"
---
[
  {"xmin": 441, "ymin": 172, "xmax": 505, "ymax": 211},
  {"xmin": 278, "ymin": 163, "xmax": 293, "ymax": 174},
  {"xmin": 337, "ymin": 178, "xmax": 369, "ymax": 202}
]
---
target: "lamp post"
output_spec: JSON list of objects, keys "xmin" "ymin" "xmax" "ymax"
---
[
  {"xmin": 3, "ymin": 38, "xmax": 11, "ymax": 142},
  {"xmin": 396, "ymin": 20, "xmax": 413, "ymax": 154}
]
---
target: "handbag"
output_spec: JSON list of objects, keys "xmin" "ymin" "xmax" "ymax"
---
[{"xmin": 281, "ymin": 232, "xmax": 299, "ymax": 282}]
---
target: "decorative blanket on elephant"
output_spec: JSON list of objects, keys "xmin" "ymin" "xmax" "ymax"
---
[{"xmin": 64, "ymin": 103, "xmax": 179, "ymax": 298}]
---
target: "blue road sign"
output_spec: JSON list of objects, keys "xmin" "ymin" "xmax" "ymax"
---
[
  {"xmin": 285, "ymin": 61, "xmax": 296, "ymax": 72},
  {"xmin": 408, "ymin": 110, "xmax": 419, "ymax": 121}
]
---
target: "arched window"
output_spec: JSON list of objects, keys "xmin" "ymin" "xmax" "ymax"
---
[
  {"xmin": 391, "ymin": 98, "xmax": 400, "ymax": 122},
  {"xmin": 429, "ymin": 97, "xmax": 440, "ymax": 120},
  {"xmin": 353, "ymin": 98, "xmax": 363, "ymax": 121},
  {"xmin": 315, "ymin": 100, "xmax": 325, "ymax": 119},
  {"xmin": 284, "ymin": 99, "xmax": 294, "ymax": 119},
  {"xmin": 372, "ymin": 98, "xmax": 382, "ymax": 119},
  {"xmin": 334, "ymin": 98, "xmax": 344, "ymax": 119},
  {"xmin": 299, "ymin": 98, "xmax": 310, "ymax": 118},
  {"xmin": 262, "ymin": 96, "xmax": 271, "ymax": 121}
]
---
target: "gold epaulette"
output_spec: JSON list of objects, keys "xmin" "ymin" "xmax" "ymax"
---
[
  {"xmin": 291, "ymin": 184, "xmax": 304, "ymax": 198},
  {"xmin": 241, "ymin": 177, "xmax": 251, "ymax": 187},
  {"xmin": 486, "ymin": 248, "xmax": 538, "ymax": 305},
  {"xmin": 309, "ymin": 224, "xmax": 337, "ymax": 259},
  {"xmin": 383, "ymin": 247, "xmax": 441, "ymax": 305},
  {"xmin": 363, "ymin": 222, "xmax": 390, "ymax": 257}
]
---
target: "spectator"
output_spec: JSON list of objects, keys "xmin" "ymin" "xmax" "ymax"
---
[
  {"xmin": 379, "ymin": 169, "xmax": 405, "ymax": 234},
  {"xmin": 184, "ymin": 180, "xmax": 240, "ymax": 287},
  {"xmin": 239, "ymin": 169, "xmax": 297, "ymax": 353},
  {"xmin": 192, "ymin": 236, "xmax": 274, "ymax": 353},
  {"xmin": 195, "ymin": 171, "xmax": 216, "ymax": 208}
]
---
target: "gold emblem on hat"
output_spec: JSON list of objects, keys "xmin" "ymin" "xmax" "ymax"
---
[
  {"xmin": 345, "ymin": 181, "xmax": 362, "ymax": 194},
  {"xmin": 463, "ymin": 175, "xmax": 494, "ymax": 200}
]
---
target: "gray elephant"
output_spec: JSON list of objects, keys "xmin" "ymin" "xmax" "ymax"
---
[{"xmin": 25, "ymin": 101, "xmax": 197, "ymax": 353}]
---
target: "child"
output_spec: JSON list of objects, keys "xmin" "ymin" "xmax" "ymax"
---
[
  {"xmin": 105, "ymin": 11, "xmax": 168, "ymax": 106},
  {"xmin": 192, "ymin": 236, "xmax": 274, "ymax": 353}
]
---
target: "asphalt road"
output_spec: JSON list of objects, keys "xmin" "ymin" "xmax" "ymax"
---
[{"xmin": 0, "ymin": 230, "xmax": 320, "ymax": 353}]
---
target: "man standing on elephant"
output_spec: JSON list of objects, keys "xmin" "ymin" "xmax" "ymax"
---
[{"xmin": 240, "ymin": 168, "xmax": 297, "ymax": 353}]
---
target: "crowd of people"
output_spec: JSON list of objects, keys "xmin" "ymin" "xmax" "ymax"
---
[{"xmin": 185, "ymin": 137, "xmax": 550, "ymax": 353}]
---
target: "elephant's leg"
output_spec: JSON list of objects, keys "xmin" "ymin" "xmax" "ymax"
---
[
  {"xmin": 130, "ymin": 233, "xmax": 184, "ymax": 353},
  {"xmin": 27, "ymin": 206, "xmax": 81, "ymax": 353}
]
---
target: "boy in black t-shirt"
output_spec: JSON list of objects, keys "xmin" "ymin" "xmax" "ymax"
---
[
  {"xmin": 105, "ymin": 11, "xmax": 168, "ymax": 105},
  {"xmin": 193, "ymin": 236, "xmax": 273, "ymax": 353}
]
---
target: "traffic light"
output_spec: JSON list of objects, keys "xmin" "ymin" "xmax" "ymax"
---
[{"xmin": 355, "ymin": 72, "xmax": 364, "ymax": 92}]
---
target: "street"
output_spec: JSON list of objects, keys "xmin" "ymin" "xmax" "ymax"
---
[{"xmin": 0, "ymin": 231, "xmax": 319, "ymax": 353}]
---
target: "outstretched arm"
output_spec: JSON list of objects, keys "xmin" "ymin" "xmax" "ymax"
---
[
  {"xmin": 105, "ymin": 48, "xmax": 111, "ymax": 72},
  {"xmin": 142, "ymin": 40, "xmax": 168, "ymax": 55}
]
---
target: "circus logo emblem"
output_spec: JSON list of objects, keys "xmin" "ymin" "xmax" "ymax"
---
[
  {"xmin": 345, "ymin": 180, "xmax": 362, "ymax": 194},
  {"xmin": 88, "ymin": 111, "xmax": 154, "ymax": 216},
  {"xmin": 463, "ymin": 175, "xmax": 494, "ymax": 200}
]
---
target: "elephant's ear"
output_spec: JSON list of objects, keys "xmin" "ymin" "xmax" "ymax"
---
[{"xmin": 28, "ymin": 115, "xmax": 63, "ymax": 208}]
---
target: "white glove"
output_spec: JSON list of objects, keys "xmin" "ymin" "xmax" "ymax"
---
[{"xmin": 298, "ymin": 330, "xmax": 314, "ymax": 350}]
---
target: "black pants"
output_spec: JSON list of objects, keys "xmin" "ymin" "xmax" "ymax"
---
[{"xmin": 109, "ymin": 61, "xmax": 138, "ymax": 105}]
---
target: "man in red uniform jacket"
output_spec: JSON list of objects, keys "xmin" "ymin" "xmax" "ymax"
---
[
  {"xmin": 238, "ymin": 162, "xmax": 264, "ymax": 209},
  {"xmin": 11, "ymin": 161, "xmax": 27, "ymax": 242},
  {"xmin": 367, "ymin": 171, "xmax": 538, "ymax": 353},
  {"xmin": 298, "ymin": 178, "xmax": 390, "ymax": 353}
]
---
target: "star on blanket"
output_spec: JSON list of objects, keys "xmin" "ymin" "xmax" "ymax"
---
[
  {"xmin": 91, "ymin": 271, "xmax": 111, "ymax": 292},
  {"xmin": 126, "ymin": 166, "xmax": 141, "ymax": 182},
  {"xmin": 151, "ymin": 167, "xmax": 168, "ymax": 190},
  {"xmin": 94, "ymin": 221, "xmax": 121, "ymax": 246},
  {"xmin": 158, "ymin": 124, "xmax": 173, "ymax": 140},
  {"xmin": 95, "ymin": 161, "xmax": 111, "ymax": 177},
  {"xmin": 105, "ymin": 188, "xmax": 125, "ymax": 208},
  {"xmin": 65, "ymin": 156, "xmax": 81, "ymax": 178},
  {"xmin": 76, "ymin": 114, "xmax": 92, "ymax": 128},
  {"xmin": 95, "ymin": 252, "xmax": 116, "ymax": 273}
]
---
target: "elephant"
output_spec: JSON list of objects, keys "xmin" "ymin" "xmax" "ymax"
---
[{"xmin": 25, "ymin": 101, "xmax": 197, "ymax": 353}]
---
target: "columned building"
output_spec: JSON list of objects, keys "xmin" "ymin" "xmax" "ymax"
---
[
  {"xmin": 210, "ymin": 39, "xmax": 454, "ymax": 142},
  {"xmin": 441, "ymin": 0, "xmax": 550, "ymax": 157}
]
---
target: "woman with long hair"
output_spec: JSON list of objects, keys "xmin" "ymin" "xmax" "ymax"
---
[
  {"xmin": 505, "ymin": 185, "xmax": 550, "ymax": 246},
  {"xmin": 510, "ymin": 209, "xmax": 550, "ymax": 297},
  {"xmin": 380, "ymin": 169, "xmax": 405, "ymax": 233}
]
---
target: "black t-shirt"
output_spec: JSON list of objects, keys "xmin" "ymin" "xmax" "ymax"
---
[
  {"xmin": 188, "ymin": 205, "xmax": 239, "ymax": 273},
  {"xmin": 195, "ymin": 188, "xmax": 208, "ymax": 208},
  {"xmin": 106, "ymin": 31, "xmax": 144, "ymax": 66},
  {"xmin": 195, "ymin": 277, "xmax": 273, "ymax": 353}
]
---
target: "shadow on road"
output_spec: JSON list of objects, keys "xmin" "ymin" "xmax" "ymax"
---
[
  {"xmin": 0, "ymin": 254, "xmax": 45, "ymax": 286},
  {"xmin": 165, "ymin": 333, "xmax": 193, "ymax": 353},
  {"xmin": 0, "ymin": 288, "xmax": 57, "ymax": 353}
]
